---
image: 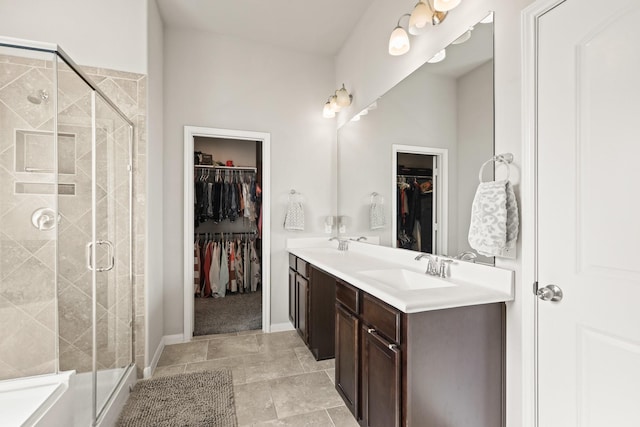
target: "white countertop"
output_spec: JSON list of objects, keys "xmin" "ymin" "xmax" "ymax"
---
[{"xmin": 287, "ymin": 239, "xmax": 514, "ymax": 314}]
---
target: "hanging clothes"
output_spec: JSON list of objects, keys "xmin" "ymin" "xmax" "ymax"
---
[
  {"xmin": 235, "ymin": 240, "xmax": 244, "ymax": 293},
  {"xmin": 250, "ymin": 240, "xmax": 261, "ymax": 292},
  {"xmin": 209, "ymin": 241, "xmax": 221, "ymax": 296},
  {"xmin": 219, "ymin": 241, "xmax": 229, "ymax": 298},
  {"xmin": 194, "ymin": 239, "xmax": 201, "ymax": 295}
]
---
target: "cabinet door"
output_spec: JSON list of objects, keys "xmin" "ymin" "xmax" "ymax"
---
[
  {"xmin": 335, "ymin": 304, "xmax": 359, "ymax": 418},
  {"xmin": 362, "ymin": 325, "xmax": 401, "ymax": 427},
  {"xmin": 288, "ymin": 268, "xmax": 297, "ymax": 327},
  {"xmin": 296, "ymin": 275, "xmax": 309, "ymax": 343}
]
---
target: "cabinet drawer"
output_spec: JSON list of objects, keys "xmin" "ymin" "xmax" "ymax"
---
[
  {"xmin": 336, "ymin": 280, "xmax": 359, "ymax": 314},
  {"xmin": 289, "ymin": 253, "xmax": 296, "ymax": 269},
  {"xmin": 362, "ymin": 293, "xmax": 402, "ymax": 344},
  {"xmin": 296, "ymin": 257, "xmax": 309, "ymax": 277}
]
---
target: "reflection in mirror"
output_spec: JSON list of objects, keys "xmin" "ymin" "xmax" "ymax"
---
[{"xmin": 337, "ymin": 13, "xmax": 494, "ymax": 264}]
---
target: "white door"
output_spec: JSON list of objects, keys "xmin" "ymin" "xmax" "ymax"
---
[{"xmin": 537, "ymin": 0, "xmax": 640, "ymax": 425}]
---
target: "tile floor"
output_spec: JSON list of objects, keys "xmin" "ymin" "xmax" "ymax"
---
[{"xmin": 154, "ymin": 329, "xmax": 359, "ymax": 427}]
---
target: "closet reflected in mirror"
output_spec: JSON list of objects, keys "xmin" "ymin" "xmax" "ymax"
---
[
  {"xmin": 337, "ymin": 13, "xmax": 494, "ymax": 264},
  {"xmin": 193, "ymin": 137, "xmax": 264, "ymax": 336}
]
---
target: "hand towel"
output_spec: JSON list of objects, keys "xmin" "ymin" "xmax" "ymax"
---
[
  {"xmin": 369, "ymin": 194, "xmax": 385, "ymax": 230},
  {"xmin": 468, "ymin": 180, "xmax": 519, "ymax": 257},
  {"xmin": 284, "ymin": 192, "xmax": 305, "ymax": 231}
]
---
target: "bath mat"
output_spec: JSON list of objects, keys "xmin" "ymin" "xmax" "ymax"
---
[{"xmin": 117, "ymin": 370, "xmax": 237, "ymax": 427}]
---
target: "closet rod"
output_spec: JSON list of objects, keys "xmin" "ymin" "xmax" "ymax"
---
[
  {"xmin": 397, "ymin": 174, "xmax": 432, "ymax": 179},
  {"xmin": 195, "ymin": 165, "xmax": 257, "ymax": 171}
]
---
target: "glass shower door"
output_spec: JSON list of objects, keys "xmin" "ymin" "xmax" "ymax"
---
[{"xmin": 92, "ymin": 93, "xmax": 133, "ymax": 419}]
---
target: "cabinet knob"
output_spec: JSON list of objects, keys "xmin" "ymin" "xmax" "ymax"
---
[
  {"xmin": 388, "ymin": 344, "xmax": 398, "ymax": 350},
  {"xmin": 367, "ymin": 328, "xmax": 376, "ymax": 334}
]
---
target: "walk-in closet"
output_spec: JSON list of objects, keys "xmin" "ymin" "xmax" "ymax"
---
[
  {"xmin": 396, "ymin": 152, "xmax": 436, "ymax": 252},
  {"xmin": 193, "ymin": 137, "xmax": 263, "ymax": 335}
]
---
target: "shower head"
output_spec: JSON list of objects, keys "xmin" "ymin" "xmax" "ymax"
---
[{"xmin": 27, "ymin": 89, "xmax": 49, "ymax": 105}]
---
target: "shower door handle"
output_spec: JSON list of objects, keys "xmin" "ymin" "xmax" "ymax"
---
[{"xmin": 86, "ymin": 240, "xmax": 115, "ymax": 272}]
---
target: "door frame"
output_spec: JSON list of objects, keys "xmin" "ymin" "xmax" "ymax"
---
[
  {"xmin": 391, "ymin": 144, "xmax": 448, "ymax": 255},
  {"xmin": 183, "ymin": 125, "xmax": 271, "ymax": 339},
  {"xmin": 522, "ymin": 1, "xmax": 567, "ymax": 426}
]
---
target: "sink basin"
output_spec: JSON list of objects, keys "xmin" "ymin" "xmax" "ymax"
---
[{"xmin": 358, "ymin": 269, "xmax": 456, "ymax": 291}]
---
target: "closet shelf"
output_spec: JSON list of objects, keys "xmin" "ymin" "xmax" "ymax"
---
[{"xmin": 195, "ymin": 165, "xmax": 257, "ymax": 171}]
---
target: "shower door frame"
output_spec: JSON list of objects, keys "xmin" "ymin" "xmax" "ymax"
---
[{"xmin": 0, "ymin": 37, "xmax": 136, "ymax": 426}]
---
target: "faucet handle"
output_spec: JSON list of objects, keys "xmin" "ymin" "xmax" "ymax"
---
[{"xmin": 438, "ymin": 259, "xmax": 454, "ymax": 278}]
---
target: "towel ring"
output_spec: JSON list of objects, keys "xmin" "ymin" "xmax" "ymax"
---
[{"xmin": 478, "ymin": 153, "xmax": 513, "ymax": 183}]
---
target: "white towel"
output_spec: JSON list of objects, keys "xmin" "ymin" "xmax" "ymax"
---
[
  {"xmin": 284, "ymin": 193, "xmax": 305, "ymax": 231},
  {"xmin": 369, "ymin": 194, "xmax": 385, "ymax": 230},
  {"xmin": 468, "ymin": 180, "xmax": 519, "ymax": 257}
]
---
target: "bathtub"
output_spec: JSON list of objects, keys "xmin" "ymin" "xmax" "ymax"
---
[
  {"xmin": 0, "ymin": 371, "xmax": 73, "ymax": 427},
  {"xmin": 0, "ymin": 366, "xmax": 136, "ymax": 427}
]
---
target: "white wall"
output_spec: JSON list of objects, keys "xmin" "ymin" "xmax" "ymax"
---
[
  {"xmin": 145, "ymin": 0, "xmax": 164, "ymax": 371},
  {"xmin": 0, "ymin": 0, "xmax": 147, "ymax": 74},
  {"xmin": 162, "ymin": 28, "xmax": 337, "ymax": 335},
  {"xmin": 335, "ymin": 0, "xmax": 535, "ymax": 425}
]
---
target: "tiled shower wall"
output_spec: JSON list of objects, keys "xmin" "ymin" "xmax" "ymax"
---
[{"xmin": 0, "ymin": 52, "xmax": 146, "ymax": 379}]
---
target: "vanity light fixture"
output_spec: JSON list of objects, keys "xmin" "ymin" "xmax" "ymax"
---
[
  {"xmin": 408, "ymin": 1, "xmax": 430, "ymax": 35},
  {"xmin": 323, "ymin": 98, "xmax": 335, "ymax": 118},
  {"xmin": 389, "ymin": 0, "xmax": 463, "ymax": 56},
  {"xmin": 427, "ymin": 49, "xmax": 447, "ymax": 63},
  {"xmin": 335, "ymin": 84, "xmax": 352, "ymax": 107},
  {"xmin": 322, "ymin": 84, "xmax": 352, "ymax": 118},
  {"xmin": 433, "ymin": 0, "xmax": 462, "ymax": 12},
  {"xmin": 451, "ymin": 27, "xmax": 473, "ymax": 45},
  {"xmin": 388, "ymin": 14, "xmax": 411, "ymax": 56}
]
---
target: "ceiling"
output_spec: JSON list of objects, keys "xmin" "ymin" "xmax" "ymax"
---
[{"xmin": 155, "ymin": 0, "xmax": 373, "ymax": 56}]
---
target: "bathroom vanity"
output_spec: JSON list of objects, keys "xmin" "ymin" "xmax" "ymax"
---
[
  {"xmin": 288, "ymin": 254, "xmax": 336, "ymax": 360},
  {"xmin": 288, "ymin": 241, "xmax": 513, "ymax": 427}
]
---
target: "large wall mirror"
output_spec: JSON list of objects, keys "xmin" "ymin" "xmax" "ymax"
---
[{"xmin": 337, "ymin": 13, "xmax": 494, "ymax": 264}]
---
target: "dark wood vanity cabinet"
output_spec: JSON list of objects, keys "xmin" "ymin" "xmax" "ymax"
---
[
  {"xmin": 362, "ymin": 323, "xmax": 402, "ymax": 427},
  {"xmin": 335, "ymin": 302, "xmax": 360, "ymax": 416},
  {"xmin": 336, "ymin": 280, "xmax": 404, "ymax": 426},
  {"xmin": 334, "ymin": 279, "xmax": 505, "ymax": 427},
  {"xmin": 289, "ymin": 254, "xmax": 336, "ymax": 360}
]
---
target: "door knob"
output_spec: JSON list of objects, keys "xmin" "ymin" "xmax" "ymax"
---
[{"xmin": 536, "ymin": 284, "xmax": 563, "ymax": 302}]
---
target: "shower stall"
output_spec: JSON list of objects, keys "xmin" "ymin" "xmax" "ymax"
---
[{"xmin": 0, "ymin": 38, "xmax": 135, "ymax": 425}]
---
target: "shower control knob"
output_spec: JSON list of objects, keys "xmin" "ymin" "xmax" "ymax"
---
[{"xmin": 31, "ymin": 208, "xmax": 59, "ymax": 231}]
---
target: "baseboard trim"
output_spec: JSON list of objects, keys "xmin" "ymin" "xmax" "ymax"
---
[
  {"xmin": 270, "ymin": 322, "xmax": 295, "ymax": 333},
  {"xmin": 143, "ymin": 333, "xmax": 185, "ymax": 378},
  {"xmin": 164, "ymin": 333, "xmax": 185, "ymax": 345}
]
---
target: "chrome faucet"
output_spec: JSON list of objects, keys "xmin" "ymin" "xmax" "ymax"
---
[
  {"xmin": 415, "ymin": 253, "xmax": 453, "ymax": 278},
  {"xmin": 415, "ymin": 253, "xmax": 438, "ymax": 275},
  {"xmin": 456, "ymin": 251, "xmax": 477, "ymax": 262},
  {"xmin": 329, "ymin": 237, "xmax": 349, "ymax": 251}
]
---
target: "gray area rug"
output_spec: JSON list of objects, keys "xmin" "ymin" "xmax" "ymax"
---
[
  {"xmin": 194, "ymin": 291, "xmax": 262, "ymax": 336},
  {"xmin": 117, "ymin": 370, "xmax": 237, "ymax": 427}
]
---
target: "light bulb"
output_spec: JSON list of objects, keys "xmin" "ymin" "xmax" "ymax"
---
[
  {"xmin": 388, "ymin": 26, "xmax": 410, "ymax": 56},
  {"xmin": 336, "ymin": 84, "xmax": 352, "ymax": 107},
  {"xmin": 427, "ymin": 49, "xmax": 446, "ymax": 63},
  {"xmin": 408, "ymin": 1, "xmax": 430, "ymax": 35},
  {"xmin": 323, "ymin": 101, "xmax": 335, "ymax": 118},
  {"xmin": 433, "ymin": 0, "xmax": 462, "ymax": 12},
  {"xmin": 452, "ymin": 28, "xmax": 472, "ymax": 45}
]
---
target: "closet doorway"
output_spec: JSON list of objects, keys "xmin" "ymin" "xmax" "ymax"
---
[
  {"xmin": 391, "ymin": 145, "xmax": 447, "ymax": 255},
  {"xmin": 184, "ymin": 126, "xmax": 271, "ymax": 339}
]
